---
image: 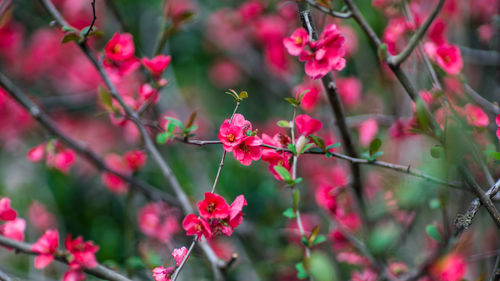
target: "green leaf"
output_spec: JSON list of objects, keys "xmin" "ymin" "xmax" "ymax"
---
[
  {"xmin": 98, "ymin": 86, "xmax": 113, "ymax": 110},
  {"xmin": 308, "ymin": 226, "xmax": 320, "ymax": 246},
  {"xmin": 287, "ymin": 143, "xmax": 297, "ymax": 155},
  {"xmin": 283, "ymin": 208, "xmax": 296, "ymax": 219},
  {"xmin": 164, "ymin": 117, "xmax": 185, "ymax": 129},
  {"xmin": 326, "ymin": 143, "xmax": 341, "ymax": 150},
  {"xmin": 296, "ymin": 89, "xmax": 310, "ymax": 104},
  {"xmin": 311, "ymin": 235, "xmax": 327, "ymax": 246},
  {"xmin": 156, "ymin": 132, "xmax": 170, "ymax": 144},
  {"xmin": 309, "ymin": 135, "xmax": 325, "ymax": 151},
  {"xmin": 294, "ymin": 177, "xmax": 303, "ymax": 184},
  {"xmin": 274, "ymin": 166, "xmax": 291, "ymax": 181},
  {"xmin": 277, "ymin": 120, "xmax": 291, "ymax": 128},
  {"xmin": 377, "ymin": 44, "xmax": 388, "ymax": 61},
  {"xmin": 425, "ymin": 224, "xmax": 442, "ymax": 242},
  {"xmin": 429, "ymin": 198, "xmax": 441, "ymax": 209},
  {"xmin": 295, "ymin": 262, "xmax": 308, "ymax": 279},
  {"xmin": 239, "ymin": 91, "xmax": 248, "ymax": 99},
  {"xmin": 184, "ymin": 125, "xmax": 198, "ymax": 133},
  {"xmin": 485, "ymin": 150, "xmax": 500, "ymax": 161},
  {"xmin": 62, "ymin": 32, "xmax": 80, "ymax": 44},
  {"xmin": 61, "ymin": 26, "xmax": 76, "ymax": 32},
  {"xmin": 166, "ymin": 122, "xmax": 176, "ymax": 133},
  {"xmin": 301, "ymin": 143, "xmax": 315, "ymax": 154},
  {"xmin": 430, "ymin": 145, "xmax": 444, "ymax": 159},
  {"xmin": 369, "ymin": 138, "xmax": 382, "ymax": 156},
  {"xmin": 80, "ymin": 26, "xmax": 91, "ymax": 38},
  {"xmin": 284, "ymin": 97, "xmax": 298, "ymax": 106},
  {"xmin": 225, "ymin": 89, "xmax": 239, "ymax": 100}
]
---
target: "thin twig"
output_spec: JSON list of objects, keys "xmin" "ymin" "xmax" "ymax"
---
[
  {"xmin": 463, "ymin": 83, "xmax": 500, "ymax": 115},
  {"xmin": 304, "ymin": 0, "xmax": 352, "ymax": 19},
  {"xmin": 38, "ymin": 0, "xmax": 226, "ymax": 274},
  {"xmin": 0, "ymin": 235, "xmax": 132, "ymax": 281},
  {"xmin": 0, "ymin": 72, "xmax": 178, "ymax": 206},
  {"xmin": 388, "ymin": 0, "xmax": 445, "ymax": 66},
  {"xmin": 82, "ymin": 0, "xmax": 96, "ymax": 42},
  {"xmin": 171, "ymin": 238, "xmax": 197, "ymax": 281}
]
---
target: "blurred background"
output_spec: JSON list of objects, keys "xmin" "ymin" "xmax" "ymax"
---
[{"xmin": 0, "ymin": 0, "xmax": 499, "ymax": 280}]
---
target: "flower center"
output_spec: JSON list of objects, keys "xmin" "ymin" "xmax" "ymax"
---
[
  {"xmin": 207, "ymin": 203, "xmax": 216, "ymax": 213},
  {"xmin": 112, "ymin": 44, "xmax": 122, "ymax": 54},
  {"xmin": 227, "ymin": 134, "xmax": 235, "ymax": 142}
]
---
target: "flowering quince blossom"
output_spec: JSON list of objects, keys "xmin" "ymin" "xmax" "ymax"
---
[
  {"xmin": 123, "ymin": 149, "xmax": 147, "ymax": 172},
  {"xmin": 182, "ymin": 214, "xmax": 212, "ymax": 240},
  {"xmin": 27, "ymin": 143, "xmax": 46, "ymax": 162},
  {"xmin": 102, "ymin": 150, "xmax": 147, "ymax": 194},
  {"xmin": 463, "ymin": 104, "xmax": 489, "ymax": 127},
  {"xmin": 152, "ymin": 266, "xmax": 175, "ymax": 281},
  {"xmin": 62, "ymin": 270, "xmax": 86, "ymax": 281},
  {"xmin": 65, "ymin": 235, "xmax": 99, "ymax": 270},
  {"xmin": 435, "ymin": 44, "xmax": 463, "ymax": 75},
  {"xmin": 261, "ymin": 133, "xmax": 292, "ymax": 180},
  {"xmin": 0, "ymin": 218, "xmax": 25, "ymax": 242},
  {"xmin": 430, "ymin": 252, "xmax": 467, "ymax": 281},
  {"xmin": 295, "ymin": 114, "xmax": 323, "ymax": 136},
  {"xmin": 0, "ymin": 197, "xmax": 17, "ymax": 221},
  {"xmin": 293, "ymin": 79, "xmax": 322, "ymax": 111},
  {"xmin": 358, "ymin": 118, "xmax": 379, "ymax": 146},
  {"xmin": 496, "ymin": 114, "xmax": 500, "ymax": 140},
  {"xmin": 172, "ymin": 247, "xmax": 188, "ymax": 266},
  {"xmin": 141, "ymin": 55, "xmax": 172, "ymax": 78},
  {"xmin": 27, "ymin": 142, "xmax": 76, "ymax": 173},
  {"xmin": 198, "ymin": 193, "xmax": 230, "ymax": 219},
  {"xmin": 138, "ymin": 202, "xmax": 180, "ymax": 243},
  {"xmin": 284, "ymin": 24, "xmax": 346, "ymax": 79},
  {"xmin": 218, "ymin": 113, "xmax": 251, "ymax": 152},
  {"xmin": 31, "ymin": 229, "xmax": 59, "ymax": 269},
  {"xmin": 103, "ymin": 32, "xmax": 140, "ymax": 78},
  {"xmin": 233, "ymin": 135, "xmax": 263, "ymax": 166}
]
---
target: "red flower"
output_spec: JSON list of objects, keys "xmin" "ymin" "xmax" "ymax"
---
[
  {"xmin": 172, "ymin": 246, "xmax": 188, "ymax": 266},
  {"xmin": 0, "ymin": 197, "xmax": 17, "ymax": 221},
  {"xmin": 27, "ymin": 143, "xmax": 46, "ymax": 162},
  {"xmin": 430, "ymin": 252, "xmax": 467, "ymax": 281},
  {"xmin": 464, "ymin": 104, "xmax": 489, "ymax": 127},
  {"xmin": 105, "ymin": 32, "xmax": 135, "ymax": 62},
  {"xmin": 435, "ymin": 44, "xmax": 463, "ymax": 75},
  {"xmin": 51, "ymin": 149, "xmax": 76, "ymax": 173},
  {"xmin": 141, "ymin": 55, "xmax": 172, "ymax": 77},
  {"xmin": 152, "ymin": 266, "xmax": 175, "ymax": 281},
  {"xmin": 283, "ymin": 28, "xmax": 309, "ymax": 56},
  {"xmin": 233, "ymin": 136, "xmax": 263, "ymax": 166},
  {"xmin": 228, "ymin": 195, "xmax": 247, "ymax": 229},
  {"xmin": 0, "ymin": 218, "xmax": 25, "ymax": 242},
  {"xmin": 65, "ymin": 235, "xmax": 99, "ymax": 270},
  {"xmin": 182, "ymin": 214, "xmax": 212, "ymax": 240},
  {"xmin": 31, "ymin": 229, "xmax": 59, "ymax": 269},
  {"xmin": 124, "ymin": 149, "xmax": 147, "ymax": 172},
  {"xmin": 197, "ymin": 193, "xmax": 230, "ymax": 219},
  {"xmin": 101, "ymin": 154, "xmax": 130, "ymax": 194},
  {"xmin": 295, "ymin": 114, "xmax": 323, "ymax": 136},
  {"xmin": 496, "ymin": 114, "xmax": 500, "ymax": 140},
  {"xmin": 218, "ymin": 114, "xmax": 251, "ymax": 152},
  {"xmin": 62, "ymin": 270, "xmax": 86, "ymax": 281}
]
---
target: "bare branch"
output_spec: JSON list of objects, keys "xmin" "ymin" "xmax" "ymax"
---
[
  {"xmin": 82, "ymin": 0, "xmax": 96, "ymax": 42},
  {"xmin": 304, "ymin": 0, "xmax": 352, "ymax": 19},
  {"xmin": 0, "ymin": 235, "xmax": 131, "ymax": 281}
]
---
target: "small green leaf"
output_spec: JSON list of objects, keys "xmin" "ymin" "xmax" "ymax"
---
[
  {"xmin": 326, "ymin": 143, "xmax": 341, "ymax": 151},
  {"xmin": 295, "ymin": 262, "xmax": 308, "ymax": 279},
  {"xmin": 301, "ymin": 143, "xmax": 314, "ymax": 154},
  {"xmin": 430, "ymin": 145, "xmax": 444, "ymax": 159},
  {"xmin": 309, "ymin": 135, "xmax": 325, "ymax": 151},
  {"xmin": 225, "ymin": 89, "xmax": 239, "ymax": 100},
  {"xmin": 80, "ymin": 26, "xmax": 92, "ymax": 38},
  {"xmin": 287, "ymin": 143, "xmax": 297, "ymax": 155},
  {"xmin": 277, "ymin": 120, "xmax": 291, "ymax": 128},
  {"xmin": 308, "ymin": 226, "xmax": 320, "ymax": 246},
  {"xmin": 284, "ymin": 97, "xmax": 298, "ymax": 106},
  {"xmin": 166, "ymin": 122, "xmax": 176, "ymax": 133},
  {"xmin": 369, "ymin": 138, "xmax": 382, "ymax": 156},
  {"xmin": 296, "ymin": 89, "xmax": 310, "ymax": 104},
  {"xmin": 294, "ymin": 177, "xmax": 303, "ymax": 184},
  {"xmin": 62, "ymin": 32, "xmax": 80, "ymax": 44},
  {"xmin": 283, "ymin": 208, "xmax": 296, "ymax": 218},
  {"xmin": 485, "ymin": 150, "xmax": 500, "ymax": 161},
  {"xmin": 377, "ymin": 44, "xmax": 388, "ymax": 61},
  {"xmin": 425, "ymin": 224, "xmax": 442, "ymax": 242},
  {"xmin": 156, "ymin": 132, "xmax": 170, "ymax": 144},
  {"xmin": 311, "ymin": 235, "xmax": 326, "ymax": 246},
  {"xmin": 429, "ymin": 198, "xmax": 441, "ymax": 209},
  {"xmin": 239, "ymin": 91, "xmax": 248, "ymax": 99},
  {"xmin": 274, "ymin": 166, "xmax": 291, "ymax": 181},
  {"xmin": 184, "ymin": 125, "xmax": 198, "ymax": 133},
  {"xmin": 62, "ymin": 26, "xmax": 76, "ymax": 32},
  {"xmin": 98, "ymin": 86, "xmax": 113, "ymax": 110},
  {"xmin": 164, "ymin": 117, "xmax": 185, "ymax": 129},
  {"xmin": 370, "ymin": 151, "xmax": 384, "ymax": 160}
]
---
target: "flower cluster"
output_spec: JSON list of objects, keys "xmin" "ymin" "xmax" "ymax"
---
[
  {"xmin": 151, "ymin": 246, "xmax": 188, "ymax": 281},
  {"xmin": 218, "ymin": 113, "xmax": 262, "ymax": 166},
  {"xmin": 423, "ymin": 20, "xmax": 463, "ymax": 75},
  {"xmin": 31, "ymin": 229, "xmax": 99, "ymax": 281},
  {"xmin": 182, "ymin": 193, "xmax": 247, "ymax": 240},
  {"xmin": 0, "ymin": 197, "xmax": 25, "ymax": 244},
  {"xmin": 27, "ymin": 140, "xmax": 76, "ymax": 173},
  {"xmin": 101, "ymin": 149, "xmax": 147, "ymax": 194},
  {"xmin": 284, "ymin": 24, "xmax": 346, "ymax": 79}
]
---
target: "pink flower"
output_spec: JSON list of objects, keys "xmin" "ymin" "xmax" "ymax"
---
[
  {"xmin": 228, "ymin": 195, "xmax": 247, "ymax": 229},
  {"xmin": 152, "ymin": 266, "xmax": 175, "ymax": 281},
  {"xmin": 464, "ymin": 104, "xmax": 489, "ymax": 127},
  {"xmin": 295, "ymin": 114, "xmax": 323, "ymax": 136},
  {"xmin": 65, "ymin": 235, "xmax": 99, "ymax": 270},
  {"xmin": 105, "ymin": 32, "xmax": 135, "ymax": 62},
  {"xmin": 52, "ymin": 149, "xmax": 76, "ymax": 173},
  {"xmin": 337, "ymin": 77, "xmax": 362, "ymax": 108},
  {"xmin": 62, "ymin": 270, "xmax": 86, "ymax": 281},
  {"xmin": 496, "ymin": 114, "xmax": 500, "ymax": 140},
  {"xmin": 430, "ymin": 252, "xmax": 467, "ymax": 281},
  {"xmin": 209, "ymin": 59, "xmax": 242, "ymax": 89},
  {"xmin": 351, "ymin": 269, "xmax": 378, "ymax": 281},
  {"xmin": 218, "ymin": 114, "xmax": 252, "ymax": 152},
  {"xmin": 294, "ymin": 80, "xmax": 322, "ymax": 111},
  {"xmin": 31, "ymin": 229, "xmax": 59, "ymax": 269},
  {"xmin": 233, "ymin": 136, "xmax": 263, "ymax": 166},
  {"xmin": 283, "ymin": 28, "xmax": 309, "ymax": 56},
  {"xmin": 435, "ymin": 44, "xmax": 463, "ymax": 75},
  {"xmin": 141, "ymin": 55, "xmax": 172, "ymax": 77},
  {"xmin": 28, "ymin": 201, "xmax": 56, "ymax": 230},
  {"xmin": 172, "ymin": 246, "xmax": 188, "ymax": 266},
  {"xmin": 27, "ymin": 143, "xmax": 46, "ymax": 162},
  {"xmin": 182, "ymin": 214, "xmax": 212, "ymax": 240},
  {"xmin": 0, "ymin": 218, "xmax": 25, "ymax": 242},
  {"xmin": 137, "ymin": 202, "xmax": 180, "ymax": 244},
  {"xmin": 238, "ymin": 0, "xmax": 264, "ymax": 23},
  {"xmin": 358, "ymin": 119, "xmax": 378, "ymax": 146},
  {"xmin": 0, "ymin": 197, "xmax": 16, "ymax": 221},
  {"xmin": 101, "ymin": 154, "xmax": 130, "ymax": 194},
  {"xmin": 197, "ymin": 193, "xmax": 230, "ymax": 219},
  {"xmin": 124, "ymin": 149, "xmax": 147, "ymax": 172}
]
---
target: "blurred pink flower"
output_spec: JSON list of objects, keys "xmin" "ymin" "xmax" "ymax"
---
[
  {"xmin": 172, "ymin": 247, "xmax": 188, "ymax": 266},
  {"xmin": 358, "ymin": 118, "xmax": 378, "ymax": 146},
  {"xmin": 0, "ymin": 198, "xmax": 17, "ymax": 221},
  {"xmin": 28, "ymin": 201, "xmax": 57, "ymax": 230},
  {"xmin": 31, "ymin": 229, "xmax": 59, "ymax": 269}
]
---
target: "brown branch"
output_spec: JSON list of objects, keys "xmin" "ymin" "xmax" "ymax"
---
[
  {"xmin": 0, "ymin": 235, "xmax": 131, "ymax": 281},
  {"xmin": 304, "ymin": 0, "xmax": 352, "ymax": 19},
  {"xmin": 37, "ymin": 0, "xmax": 226, "ymax": 275},
  {"xmin": 463, "ymin": 83, "xmax": 500, "ymax": 115},
  {"xmin": 297, "ymin": 0, "xmax": 367, "ymax": 227},
  {"xmin": 82, "ymin": 0, "xmax": 96, "ymax": 42},
  {"xmin": 461, "ymin": 169, "xmax": 500, "ymax": 228},
  {"xmin": 0, "ymin": 72, "xmax": 178, "ymax": 206}
]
